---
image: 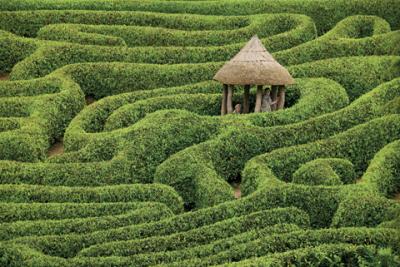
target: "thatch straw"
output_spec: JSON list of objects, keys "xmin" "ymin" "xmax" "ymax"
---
[{"xmin": 213, "ymin": 35, "xmax": 295, "ymax": 86}]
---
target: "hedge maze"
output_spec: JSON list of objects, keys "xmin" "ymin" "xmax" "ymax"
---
[{"xmin": 0, "ymin": 0, "xmax": 399, "ymax": 265}]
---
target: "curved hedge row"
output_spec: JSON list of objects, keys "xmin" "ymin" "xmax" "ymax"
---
[
  {"xmin": 1, "ymin": 0, "xmax": 398, "ymax": 33},
  {"xmin": 0, "ymin": 183, "xmax": 184, "ymax": 213},
  {"xmin": 77, "ymin": 208, "xmax": 309, "ymax": 257},
  {"xmin": 35, "ymin": 14, "xmax": 311, "ymax": 47},
  {"xmin": 155, "ymin": 76, "xmax": 400, "ymax": 210},
  {"xmin": 223, "ymin": 244, "xmax": 400, "ymax": 267},
  {"xmin": 7, "ymin": 16, "xmax": 399, "ymax": 80},
  {"xmin": 0, "ymin": 74, "xmax": 84, "ymax": 161},
  {"xmin": 292, "ymin": 158, "xmax": 356, "ymax": 186},
  {"xmin": 361, "ymin": 139, "xmax": 400, "ymax": 197},
  {"xmin": 10, "ymin": 207, "xmax": 309, "ymax": 258},
  {"xmin": 0, "ymin": 203, "xmax": 172, "ymax": 240},
  {"xmin": 0, "ymin": 1, "xmax": 399, "ymax": 265},
  {"xmin": 157, "ymin": 227, "xmax": 400, "ymax": 266}
]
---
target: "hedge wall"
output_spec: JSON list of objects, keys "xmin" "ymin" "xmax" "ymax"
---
[
  {"xmin": 158, "ymin": 228, "xmax": 400, "ymax": 266},
  {"xmin": 0, "ymin": 183, "xmax": 184, "ymax": 213},
  {"xmin": 11, "ymin": 207, "xmax": 309, "ymax": 258},
  {"xmin": 1, "ymin": 0, "xmax": 398, "ymax": 33},
  {"xmin": 223, "ymin": 244, "xmax": 400, "ymax": 267},
  {"xmin": 0, "ymin": 203, "xmax": 172, "ymax": 240}
]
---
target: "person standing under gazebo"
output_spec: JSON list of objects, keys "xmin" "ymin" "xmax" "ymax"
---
[{"xmin": 261, "ymin": 90, "xmax": 278, "ymax": 112}]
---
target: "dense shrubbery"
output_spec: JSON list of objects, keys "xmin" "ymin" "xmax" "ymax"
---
[
  {"xmin": 0, "ymin": 74, "xmax": 84, "ymax": 161},
  {"xmin": 0, "ymin": 0, "xmax": 399, "ymax": 265},
  {"xmin": 1, "ymin": 0, "xmax": 399, "ymax": 33},
  {"xmin": 159, "ymin": 228, "xmax": 400, "ymax": 266},
  {"xmin": 223, "ymin": 244, "xmax": 400, "ymax": 267},
  {"xmin": 292, "ymin": 158, "xmax": 356, "ymax": 186}
]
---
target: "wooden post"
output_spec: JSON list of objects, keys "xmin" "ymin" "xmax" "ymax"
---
[
  {"xmin": 221, "ymin": 84, "xmax": 228, "ymax": 115},
  {"xmin": 254, "ymin": 85, "xmax": 263, "ymax": 113},
  {"xmin": 227, "ymin": 85, "xmax": 234, "ymax": 114},
  {"xmin": 271, "ymin": 85, "xmax": 278, "ymax": 111},
  {"xmin": 243, "ymin": 85, "xmax": 250, "ymax": 114},
  {"xmin": 277, "ymin": 85, "xmax": 285, "ymax": 110}
]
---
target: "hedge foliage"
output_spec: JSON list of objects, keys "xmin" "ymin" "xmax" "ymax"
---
[
  {"xmin": 11, "ymin": 207, "xmax": 309, "ymax": 258},
  {"xmin": 158, "ymin": 228, "xmax": 400, "ymax": 266},
  {"xmin": 0, "ymin": 183, "xmax": 184, "ymax": 213},
  {"xmin": 1, "ymin": 0, "xmax": 399, "ymax": 33},
  {"xmin": 292, "ymin": 158, "xmax": 356, "ymax": 186},
  {"xmin": 0, "ymin": 0, "xmax": 399, "ymax": 265},
  {"xmin": 223, "ymin": 244, "xmax": 400, "ymax": 267},
  {"xmin": 0, "ymin": 203, "xmax": 172, "ymax": 240}
]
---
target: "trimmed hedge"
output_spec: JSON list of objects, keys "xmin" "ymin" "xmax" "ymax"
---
[
  {"xmin": 0, "ymin": 30, "xmax": 37, "ymax": 73},
  {"xmin": 331, "ymin": 192, "xmax": 395, "ymax": 227},
  {"xmin": 1, "ymin": 0, "xmax": 398, "ymax": 33},
  {"xmin": 0, "ymin": 202, "xmax": 161, "ymax": 223},
  {"xmin": 78, "ymin": 208, "xmax": 309, "ymax": 257},
  {"xmin": 34, "ymin": 14, "xmax": 311, "ymax": 47},
  {"xmin": 8, "ymin": 19, "xmax": 399, "ymax": 80},
  {"xmin": 71, "ymin": 224, "xmax": 302, "ymax": 267},
  {"xmin": 292, "ymin": 158, "xmax": 356, "ymax": 186},
  {"xmin": 361, "ymin": 139, "xmax": 400, "ymax": 197},
  {"xmin": 11, "ymin": 207, "xmax": 309, "ymax": 258},
  {"xmin": 0, "ymin": 203, "xmax": 172, "ymax": 240},
  {"xmin": 239, "ymin": 114, "xmax": 400, "ymax": 226},
  {"xmin": 0, "ymin": 183, "xmax": 184, "ymax": 213},
  {"xmin": 0, "ymin": 74, "xmax": 84, "ymax": 161},
  {"xmin": 103, "ymin": 93, "xmax": 222, "ymax": 131},
  {"xmin": 222, "ymin": 244, "xmax": 400, "ymax": 267},
  {"xmin": 155, "ymin": 76, "xmax": 400, "ymax": 210},
  {"xmin": 0, "ymin": 109, "xmax": 219, "ymax": 185},
  {"xmin": 158, "ymin": 227, "xmax": 400, "ymax": 266},
  {"xmin": 0, "ymin": 10, "xmax": 248, "ymax": 37}
]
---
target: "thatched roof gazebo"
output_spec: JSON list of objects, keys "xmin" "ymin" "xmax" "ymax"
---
[{"xmin": 214, "ymin": 35, "xmax": 295, "ymax": 115}]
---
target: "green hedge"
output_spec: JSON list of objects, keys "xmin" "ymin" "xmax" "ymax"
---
[
  {"xmin": 239, "ymin": 114, "xmax": 400, "ymax": 226},
  {"xmin": 103, "ymin": 93, "xmax": 222, "ymax": 131},
  {"xmin": 223, "ymin": 244, "xmax": 400, "ymax": 267},
  {"xmin": 0, "ymin": 225, "xmax": 299, "ymax": 267},
  {"xmin": 34, "ymin": 14, "xmax": 312, "ymax": 48},
  {"xmin": 71, "ymin": 224, "xmax": 301, "ymax": 267},
  {"xmin": 8, "ymin": 18, "xmax": 398, "ymax": 80},
  {"xmin": 0, "ymin": 202, "xmax": 161, "ymax": 223},
  {"xmin": 0, "ymin": 10, "xmax": 249, "ymax": 37},
  {"xmin": 0, "ymin": 74, "xmax": 84, "ymax": 161},
  {"xmin": 0, "ymin": 1, "xmax": 399, "ymax": 265},
  {"xmin": 62, "ymin": 81, "xmax": 220, "ymax": 150},
  {"xmin": 288, "ymin": 55, "xmax": 400, "ymax": 101},
  {"xmin": 12, "ymin": 207, "xmax": 309, "ymax": 258},
  {"xmin": 0, "ymin": 203, "xmax": 172, "ymax": 240},
  {"xmin": 1, "ymin": 0, "xmax": 398, "ymax": 33},
  {"xmin": 78, "ymin": 208, "xmax": 309, "ymax": 257},
  {"xmin": 155, "ymin": 75, "xmax": 400, "ymax": 210},
  {"xmin": 0, "ymin": 30, "xmax": 37, "ymax": 73},
  {"xmin": 331, "ymin": 192, "xmax": 395, "ymax": 227},
  {"xmin": 275, "ymin": 16, "xmax": 399, "ymax": 68},
  {"xmin": 0, "ymin": 183, "xmax": 184, "ymax": 213},
  {"xmin": 2, "ymin": 239, "xmax": 399, "ymax": 267},
  {"xmin": 0, "ymin": 109, "xmax": 219, "ymax": 185},
  {"xmin": 292, "ymin": 158, "xmax": 356, "ymax": 186},
  {"xmin": 361, "ymin": 139, "xmax": 400, "ymax": 197},
  {"xmin": 159, "ymin": 227, "xmax": 400, "ymax": 266}
]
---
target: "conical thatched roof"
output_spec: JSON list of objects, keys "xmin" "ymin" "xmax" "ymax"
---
[{"xmin": 213, "ymin": 35, "xmax": 295, "ymax": 86}]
